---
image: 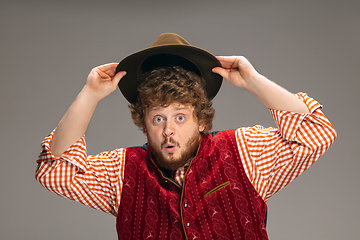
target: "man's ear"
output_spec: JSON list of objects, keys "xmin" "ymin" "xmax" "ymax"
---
[
  {"xmin": 142, "ymin": 126, "xmax": 147, "ymax": 135},
  {"xmin": 199, "ymin": 122, "xmax": 206, "ymax": 133}
]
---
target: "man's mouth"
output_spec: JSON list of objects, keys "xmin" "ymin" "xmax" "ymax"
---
[{"xmin": 162, "ymin": 139, "xmax": 180, "ymax": 153}]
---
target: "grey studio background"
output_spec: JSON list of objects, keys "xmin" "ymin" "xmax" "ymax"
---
[{"xmin": 1, "ymin": 0, "xmax": 359, "ymax": 239}]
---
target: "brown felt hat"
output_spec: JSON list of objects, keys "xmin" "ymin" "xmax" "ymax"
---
[{"xmin": 116, "ymin": 33, "xmax": 223, "ymax": 104}]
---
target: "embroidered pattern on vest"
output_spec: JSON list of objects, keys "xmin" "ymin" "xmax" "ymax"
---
[{"xmin": 117, "ymin": 130, "xmax": 268, "ymax": 240}]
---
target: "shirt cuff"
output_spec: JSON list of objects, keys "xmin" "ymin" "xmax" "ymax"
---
[
  {"xmin": 37, "ymin": 129, "xmax": 88, "ymax": 173},
  {"xmin": 270, "ymin": 92, "xmax": 322, "ymax": 141}
]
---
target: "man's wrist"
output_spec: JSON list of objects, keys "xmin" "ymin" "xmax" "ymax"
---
[{"xmin": 79, "ymin": 85, "xmax": 102, "ymax": 105}]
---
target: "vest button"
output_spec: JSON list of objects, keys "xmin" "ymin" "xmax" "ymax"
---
[
  {"xmin": 184, "ymin": 203, "xmax": 188, "ymax": 208},
  {"xmin": 186, "ymin": 222, "xmax": 190, "ymax": 227},
  {"xmin": 164, "ymin": 180, "xmax": 168, "ymax": 183}
]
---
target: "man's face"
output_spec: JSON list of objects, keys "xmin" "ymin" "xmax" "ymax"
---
[{"xmin": 144, "ymin": 102, "xmax": 205, "ymax": 171}]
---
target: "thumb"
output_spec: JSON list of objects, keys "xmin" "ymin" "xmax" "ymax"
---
[
  {"xmin": 212, "ymin": 67, "xmax": 228, "ymax": 79},
  {"xmin": 113, "ymin": 71, "xmax": 127, "ymax": 86}
]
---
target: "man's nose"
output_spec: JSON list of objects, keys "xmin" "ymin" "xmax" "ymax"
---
[{"xmin": 163, "ymin": 120, "xmax": 175, "ymax": 137}]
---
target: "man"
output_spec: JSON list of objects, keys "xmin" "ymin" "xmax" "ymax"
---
[{"xmin": 36, "ymin": 33, "xmax": 336, "ymax": 239}]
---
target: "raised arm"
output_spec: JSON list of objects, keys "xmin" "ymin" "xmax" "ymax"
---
[
  {"xmin": 212, "ymin": 56, "xmax": 336, "ymax": 201},
  {"xmin": 50, "ymin": 63, "xmax": 126, "ymax": 157},
  {"xmin": 212, "ymin": 56, "xmax": 309, "ymax": 113},
  {"xmin": 36, "ymin": 63, "xmax": 127, "ymax": 216}
]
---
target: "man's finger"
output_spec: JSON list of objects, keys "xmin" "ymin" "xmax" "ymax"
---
[{"xmin": 216, "ymin": 56, "xmax": 240, "ymax": 69}]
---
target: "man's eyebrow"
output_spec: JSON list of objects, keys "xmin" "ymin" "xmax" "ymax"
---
[
  {"xmin": 148, "ymin": 105, "xmax": 192, "ymax": 111},
  {"xmin": 175, "ymin": 107, "xmax": 191, "ymax": 111}
]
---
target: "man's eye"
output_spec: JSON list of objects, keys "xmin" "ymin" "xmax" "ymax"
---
[
  {"xmin": 177, "ymin": 115, "xmax": 185, "ymax": 121},
  {"xmin": 154, "ymin": 117, "xmax": 163, "ymax": 122}
]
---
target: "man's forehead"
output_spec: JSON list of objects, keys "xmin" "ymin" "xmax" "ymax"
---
[{"xmin": 147, "ymin": 102, "xmax": 194, "ymax": 113}]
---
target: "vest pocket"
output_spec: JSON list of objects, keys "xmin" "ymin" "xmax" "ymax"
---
[{"xmin": 204, "ymin": 181, "xmax": 230, "ymax": 198}]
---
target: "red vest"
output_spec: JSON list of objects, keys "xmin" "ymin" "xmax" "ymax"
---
[{"xmin": 117, "ymin": 129, "xmax": 268, "ymax": 240}]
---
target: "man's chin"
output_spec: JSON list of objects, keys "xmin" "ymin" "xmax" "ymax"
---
[{"xmin": 154, "ymin": 154, "xmax": 189, "ymax": 171}]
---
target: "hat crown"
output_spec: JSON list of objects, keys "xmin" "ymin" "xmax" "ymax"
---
[
  {"xmin": 151, "ymin": 33, "xmax": 191, "ymax": 48},
  {"xmin": 117, "ymin": 33, "xmax": 222, "ymax": 104}
]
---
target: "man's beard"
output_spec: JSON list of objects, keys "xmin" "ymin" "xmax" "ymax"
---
[{"xmin": 148, "ymin": 131, "xmax": 201, "ymax": 171}]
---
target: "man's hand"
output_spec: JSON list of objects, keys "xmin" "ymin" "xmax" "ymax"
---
[
  {"xmin": 212, "ymin": 56, "xmax": 309, "ymax": 113},
  {"xmin": 50, "ymin": 63, "xmax": 126, "ymax": 157},
  {"xmin": 85, "ymin": 63, "xmax": 126, "ymax": 102},
  {"xmin": 212, "ymin": 56, "xmax": 259, "ymax": 90}
]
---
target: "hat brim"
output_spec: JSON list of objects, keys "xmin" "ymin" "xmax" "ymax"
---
[{"xmin": 116, "ymin": 44, "xmax": 223, "ymax": 104}]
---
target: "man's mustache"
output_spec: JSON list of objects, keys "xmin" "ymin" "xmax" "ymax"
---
[{"xmin": 161, "ymin": 138, "xmax": 181, "ymax": 149}]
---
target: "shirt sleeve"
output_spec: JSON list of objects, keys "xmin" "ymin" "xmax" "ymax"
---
[
  {"xmin": 35, "ymin": 130, "xmax": 126, "ymax": 216},
  {"xmin": 235, "ymin": 92, "xmax": 337, "ymax": 202}
]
